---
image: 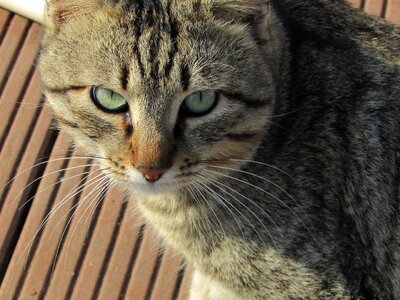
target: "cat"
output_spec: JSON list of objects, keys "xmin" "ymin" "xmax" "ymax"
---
[{"xmin": 38, "ymin": 0, "xmax": 400, "ymax": 299}]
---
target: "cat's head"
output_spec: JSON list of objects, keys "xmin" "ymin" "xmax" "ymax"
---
[{"xmin": 39, "ymin": 0, "xmax": 281, "ymax": 194}]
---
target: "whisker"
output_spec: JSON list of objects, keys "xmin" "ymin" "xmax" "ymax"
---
[
  {"xmin": 57, "ymin": 168, "xmax": 109, "ymax": 206},
  {"xmin": 192, "ymin": 180, "xmax": 247, "ymax": 242},
  {"xmin": 16, "ymin": 167, "xmax": 109, "ymax": 218},
  {"xmin": 46, "ymin": 172, "xmax": 110, "ymax": 241},
  {"xmin": 16, "ymin": 102, "xmax": 51, "ymax": 109},
  {"xmin": 1, "ymin": 156, "xmax": 107, "ymax": 197},
  {"xmin": 207, "ymin": 165, "xmax": 304, "ymax": 216},
  {"xmin": 48, "ymin": 172, "xmax": 111, "ymax": 242},
  {"xmin": 267, "ymin": 105, "xmax": 305, "ymax": 119},
  {"xmin": 185, "ymin": 185, "xmax": 215, "ymax": 238},
  {"xmin": 67, "ymin": 177, "xmax": 110, "ymax": 251},
  {"xmin": 194, "ymin": 182, "xmax": 238, "ymax": 242},
  {"xmin": 227, "ymin": 159, "xmax": 294, "ymax": 180},
  {"xmin": 47, "ymin": 175, "xmax": 110, "ymax": 273},
  {"xmin": 35, "ymin": 155, "xmax": 108, "ymax": 163},
  {"xmin": 83, "ymin": 181, "xmax": 114, "ymax": 238},
  {"xmin": 197, "ymin": 174, "xmax": 278, "ymax": 248},
  {"xmin": 19, "ymin": 172, "xmax": 109, "ymax": 268},
  {"xmin": 208, "ymin": 62, "xmax": 238, "ymax": 71},
  {"xmin": 197, "ymin": 158, "xmax": 294, "ymax": 181},
  {"xmin": 269, "ymin": 120, "xmax": 289, "ymax": 131},
  {"xmin": 60, "ymin": 178, "xmax": 110, "ymax": 275},
  {"xmin": 205, "ymin": 169, "xmax": 316, "ymax": 244},
  {"xmin": 15, "ymin": 164, "xmax": 102, "ymax": 211},
  {"xmin": 190, "ymin": 183, "xmax": 227, "ymax": 240}
]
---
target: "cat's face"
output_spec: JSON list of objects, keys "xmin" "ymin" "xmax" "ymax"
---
[{"xmin": 39, "ymin": 0, "xmax": 277, "ymax": 194}]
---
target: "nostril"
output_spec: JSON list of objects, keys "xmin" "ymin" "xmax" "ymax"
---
[{"xmin": 138, "ymin": 168, "xmax": 167, "ymax": 182}]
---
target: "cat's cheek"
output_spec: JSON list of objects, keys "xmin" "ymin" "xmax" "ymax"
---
[
  {"xmin": 47, "ymin": 97, "xmax": 72, "ymax": 118},
  {"xmin": 60, "ymin": 126, "xmax": 102, "ymax": 156},
  {"xmin": 203, "ymin": 138, "xmax": 258, "ymax": 162}
]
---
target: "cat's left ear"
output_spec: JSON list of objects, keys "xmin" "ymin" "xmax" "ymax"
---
[
  {"xmin": 44, "ymin": 0, "xmax": 101, "ymax": 33},
  {"xmin": 212, "ymin": 0, "xmax": 275, "ymax": 43},
  {"xmin": 213, "ymin": 0, "xmax": 282, "ymax": 76},
  {"xmin": 212, "ymin": 0, "xmax": 271, "ymax": 24}
]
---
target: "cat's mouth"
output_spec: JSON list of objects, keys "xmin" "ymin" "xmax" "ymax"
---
[
  {"xmin": 112, "ymin": 168, "xmax": 199, "ymax": 195},
  {"xmin": 103, "ymin": 157, "xmax": 240, "ymax": 195}
]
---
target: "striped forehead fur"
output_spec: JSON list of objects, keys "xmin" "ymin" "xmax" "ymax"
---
[
  {"xmin": 45, "ymin": 0, "xmax": 271, "ymax": 22},
  {"xmin": 41, "ymin": 0, "xmax": 278, "ymax": 161}
]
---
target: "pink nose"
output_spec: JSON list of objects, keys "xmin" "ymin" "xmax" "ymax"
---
[{"xmin": 138, "ymin": 168, "xmax": 167, "ymax": 182}]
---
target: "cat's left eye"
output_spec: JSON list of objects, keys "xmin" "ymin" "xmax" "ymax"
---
[
  {"xmin": 91, "ymin": 86, "xmax": 128, "ymax": 113},
  {"xmin": 181, "ymin": 91, "xmax": 219, "ymax": 117}
]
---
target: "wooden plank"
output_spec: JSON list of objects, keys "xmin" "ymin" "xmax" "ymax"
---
[
  {"xmin": 96, "ymin": 202, "xmax": 143, "ymax": 300},
  {"xmin": 17, "ymin": 163, "xmax": 103, "ymax": 300},
  {"xmin": 68, "ymin": 187, "xmax": 126, "ymax": 300},
  {"xmin": 0, "ymin": 15, "xmax": 29, "ymax": 92},
  {"xmin": 37, "ymin": 165, "xmax": 107, "ymax": 300},
  {"xmin": 150, "ymin": 248, "xmax": 184, "ymax": 300},
  {"xmin": 0, "ymin": 8, "xmax": 10, "ymax": 29},
  {"xmin": 0, "ymin": 8, "xmax": 11, "ymax": 41},
  {"xmin": 0, "ymin": 107, "xmax": 53, "ymax": 271},
  {"xmin": 363, "ymin": 0, "xmax": 385, "ymax": 16},
  {"xmin": 0, "ymin": 72, "xmax": 42, "ymax": 200},
  {"xmin": 385, "ymin": 0, "xmax": 400, "ymax": 24},
  {"xmin": 0, "ymin": 133, "xmax": 71, "ymax": 299},
  {"xmin": 0, "ymin": 23, "xmax": 42, "ymax": 146},
  {"xmin": 124, "ymin": 227, "xmax": 162, "ymax": 299},
  {"xmin": 348, "ymin": 0, "xmax": 363, "ymax": 8},
  {"xmin": 177, "ymin": 265, "xmax": 193, "ymax": 300}
]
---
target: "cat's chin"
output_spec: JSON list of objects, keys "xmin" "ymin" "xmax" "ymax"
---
[{"xmin": 126, "ymin": 181, "xmax": 185, "ymax": 195}]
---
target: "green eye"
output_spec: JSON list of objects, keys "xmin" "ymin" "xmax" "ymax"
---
[
  {"xmin": 91, "ymin": 86, "xmax": 128, "ymax": 113},
  {"xmin": 182, "ymin": 91, "xmax": 219, "ymax": 117}
]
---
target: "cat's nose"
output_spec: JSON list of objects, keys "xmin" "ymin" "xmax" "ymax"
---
[{"xmin": 138, "ymin": 167, "xmax": 167, "ymax": 182}]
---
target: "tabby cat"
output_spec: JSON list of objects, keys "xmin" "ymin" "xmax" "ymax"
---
[{"xmin": 39, "ymin": 0, "xmax": 400, "ymax": 298}]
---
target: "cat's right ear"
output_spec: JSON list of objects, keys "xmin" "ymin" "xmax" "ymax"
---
[{"xmin": 44, "ymin": 0, "xmax": 101, "ymax": 33}]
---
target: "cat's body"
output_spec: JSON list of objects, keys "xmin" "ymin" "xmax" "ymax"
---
[{"xmin": 39, "ymin": 0, "xmax": 400, "ymax": 299}]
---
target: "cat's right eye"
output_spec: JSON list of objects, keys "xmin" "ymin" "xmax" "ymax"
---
[{"xmin": 91, "ymin": 86, "xmax": 128, "ymax": 113}]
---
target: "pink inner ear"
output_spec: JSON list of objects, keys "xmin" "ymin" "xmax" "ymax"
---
[
  {"xmin": 55, "ymin": 8, "xmax": 76, "ymax": 25},
  {"xmin": 47, "ymin": 0, "xmax": 79, "ymax": 28}
]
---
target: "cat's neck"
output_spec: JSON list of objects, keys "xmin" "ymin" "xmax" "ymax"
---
[{"xmin": 137, "ymin": 191, "xmax": 224, "ymax": 254}]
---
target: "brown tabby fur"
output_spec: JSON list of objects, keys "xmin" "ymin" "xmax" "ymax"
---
[{"xmin": 39, "ymin": 0, "xmax": 400, "ymax": 298}]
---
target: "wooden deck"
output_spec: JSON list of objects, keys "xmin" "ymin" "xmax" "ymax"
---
[{"xmin": 0, "ymin": 2, "xmax": 398, "ymax": 299}]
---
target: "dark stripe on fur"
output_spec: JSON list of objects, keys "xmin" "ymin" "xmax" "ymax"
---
[
  {"xmin": 44, "ymin": 85, "xmax": 86, "ymax": 95},
  {"xmin": 222, "ymin": 91, "xmax": 269, "ymax": 108},
  {"xmin": 193, "ymin": 1, "xmax": 201, "ymax": 12},
  {"xmin": 74, "ymin": 110, "xmax": 115, "ymax": 134},
  {"xmin": 120, "ymin": 65, "xmax": 129, "ymax": 90},
  {"xmin": 56, "ymin": 117, "xmax": 79, "ymax": 128},
  {"xmin": 125, "ymin": 113, "xmax": 133, "ymax": 138},
  {"xmin": 164, "ymin": 2, "xmax": 179, "ymax": 78},
  {"xmin": 181, "ymin": 64, "xmax": 191, "ymax": 91},
  {"xmin": 224, "ymin": 132, "xmax": 258, "ymax": 141},
  {"xmin": 133, "ymin": 0, "xmax": 145, "ymax": 78},
  {"xmin": 149, "ymin": 1, "xmax": 162, "ymax": 81},
  {"xmin": 144, "ymin": 2, "xmax": 155, "ymax": 27}
]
